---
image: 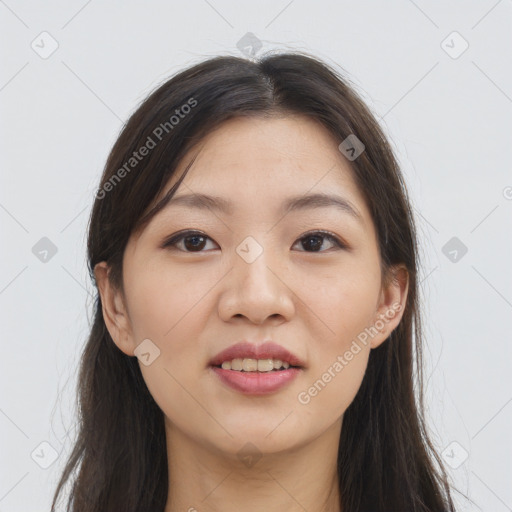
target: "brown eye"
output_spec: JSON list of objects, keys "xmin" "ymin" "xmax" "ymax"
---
[
  {"xmin": 183, "ymin": 234, "xmax": 207, "ymax": 251},
  {"xmin": 162, "ymin": 230, "xmax": 346, "ymax": 253},
  {"xmin": 293, "ymin": 231, "xmax": 346, "ymax": 252},
  {"xmin": 163, "ymin": 231, "xmax": 218, "ymax": 252}
]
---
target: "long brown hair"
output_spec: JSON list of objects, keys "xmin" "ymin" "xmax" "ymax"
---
[{"xmin": 52, "ymin": 51, "xmax": 458, "ymax": 511}]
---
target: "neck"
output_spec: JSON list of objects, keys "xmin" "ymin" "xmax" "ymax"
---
[{"xmin": 163, "ymin": 417, "xmax": 343, "ymax": 512}]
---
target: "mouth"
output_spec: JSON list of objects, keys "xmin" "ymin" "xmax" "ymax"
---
[
  {"xmin": 208, "ymin": 341, "xmax": 305, "ymax": 394},
  {"xmin": 211, "ymin": 358, "xmax": 302, "ymax": 373},
  {"xmin": 208, "ymin": 340, "xmax": 306, "ymax": 370}
]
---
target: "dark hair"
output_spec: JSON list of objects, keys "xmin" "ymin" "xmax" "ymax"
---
[{"xmin": 52, "ymin": 51, "xmax": 459, "ymax": 511}]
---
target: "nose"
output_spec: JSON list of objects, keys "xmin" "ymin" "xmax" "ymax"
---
[{"xmin": 217, "ymin": 245, "xmax": 295, "ymax": 325}]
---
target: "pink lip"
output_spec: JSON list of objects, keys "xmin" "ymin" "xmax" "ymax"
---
[
  {"xmin": 208, "ymin": 341, "xmax": 305, "ymax": 368},
  {"xmin": 211, "ymin": 366, "xmax": 301, "ymax": 395},
  {"xmin": 208, "ymin": 341, "xmax": 305, "ymax": 396}
]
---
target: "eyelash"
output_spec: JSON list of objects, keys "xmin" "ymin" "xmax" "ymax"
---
[{"xmin": 162, "ymin": 229, "xmax": 347, "ymax": 253}]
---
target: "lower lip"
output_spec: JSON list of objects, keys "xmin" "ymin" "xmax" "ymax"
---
[{"xmin": 210, "ymin": 366, "xmax": 302, "ymax": 395}]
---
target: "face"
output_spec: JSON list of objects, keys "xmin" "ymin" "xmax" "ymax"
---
[{"xmin": 96, "ymin": 115, "xmax": 408, "ymax": 459}]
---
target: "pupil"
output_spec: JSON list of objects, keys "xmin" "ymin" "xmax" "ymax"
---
[
  {"xmin": 185, "ymin": 235, "xmax": 205, "ymax": 251},
  {"xmin": 183, "ymin": 234, "xmax": 324, "ymax": 252},
  {"xmin": 304, "ymin": 235, "xmax": 322, "ymax": 251}
]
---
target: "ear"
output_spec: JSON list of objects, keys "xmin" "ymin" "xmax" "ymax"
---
[
  {"xmin": 94, "ymin": 262, "xmax": 135, "ymax": 357},
  {"xmin": 370, "ymin": 264, "xmax": 409, "ymax": 349}
]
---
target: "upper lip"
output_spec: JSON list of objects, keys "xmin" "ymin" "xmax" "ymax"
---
[{"xmin": 209, "ymin": 341, "xmax": 305, "ymax": 368}]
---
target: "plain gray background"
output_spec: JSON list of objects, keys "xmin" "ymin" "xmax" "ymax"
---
[{"xmin": 1, "ymin": 1, "xmax": 511, "ymax": 510}]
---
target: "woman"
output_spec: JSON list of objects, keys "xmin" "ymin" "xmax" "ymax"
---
[{"xmin": 51, "ymin": 51, "xmax": 457, "ymax": 511}]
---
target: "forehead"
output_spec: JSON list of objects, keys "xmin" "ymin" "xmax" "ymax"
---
[{"xmin": 163, "ymin": 115, "xmax": 369, "ymax": 218}]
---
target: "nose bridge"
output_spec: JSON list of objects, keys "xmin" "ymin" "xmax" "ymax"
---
[
  {"xmin": 217, "ymin": 234, "xmax": 294, "ymax": 323},
  {"xmin": 234, "ymin": 235, "xmax": 279, "ymax": 294}
]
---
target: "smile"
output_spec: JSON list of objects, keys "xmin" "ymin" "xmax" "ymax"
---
[{"xmin": 216, "ymin": 358, "xmax": 295, "ymax": 372}]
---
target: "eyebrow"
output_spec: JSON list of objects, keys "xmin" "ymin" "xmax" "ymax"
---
[{"xmin": 162, "ymin": 192, "xmax": 363, "ymax": 223}]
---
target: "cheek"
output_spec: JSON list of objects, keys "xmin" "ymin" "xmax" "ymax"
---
[
  {"xmin": 295, "ymin": 343, "xmax": 370, "ymax": 441},
  {"xmin": 296, "ymin": 258, "xmax": 379, "ymax": 417},
  {"xmin": 123, "ymin": 262, "xmax": 218, "ymax": 424},
  {"xmin": 312, "ymin": 265, "xmax": 381, "ymax": 344},
  {"xmin": 123, "ymin": 261, "xmax": 214, "ymax": 342}
]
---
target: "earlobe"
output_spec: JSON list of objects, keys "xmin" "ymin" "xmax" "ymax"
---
[
  {"xmin": 93, "ymin": 262, "xmax": 135, "ymax": 356},
  {"xmin": 370, "ymin": 264, "xmax": 409, "ymax": 349}
]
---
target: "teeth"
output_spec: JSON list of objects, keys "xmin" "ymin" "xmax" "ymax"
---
[
  {"xmin": 243, "ymin": 358, "xmax": 258, "ymax": 372},
  {"xmin": 231, "ymin": 358, "xmax": 243, "ymax": 371},
  {"xmin": 257, "ymin": 359, "xmax": 273, "ymax": 372},
  {"xmin": 220, "ymin": 358, "xmax": 293, "ymax": 372}
]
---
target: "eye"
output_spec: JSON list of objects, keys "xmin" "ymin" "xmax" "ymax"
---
[
  {"xmin": 162, "ymin": 229, "xmax": 347, "ymax": 253},
  {"xmin": 162, "ymin": 230, "xmax": 219, "ymax": 252},
  {"xmin": 292, "ymin": 230, "xmax": 346, "ymax": 252}
]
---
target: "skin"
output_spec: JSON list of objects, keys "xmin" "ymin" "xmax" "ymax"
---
[{"xmin": 95, "ymin": 115, "xmax": 409, "ymax": 512}]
